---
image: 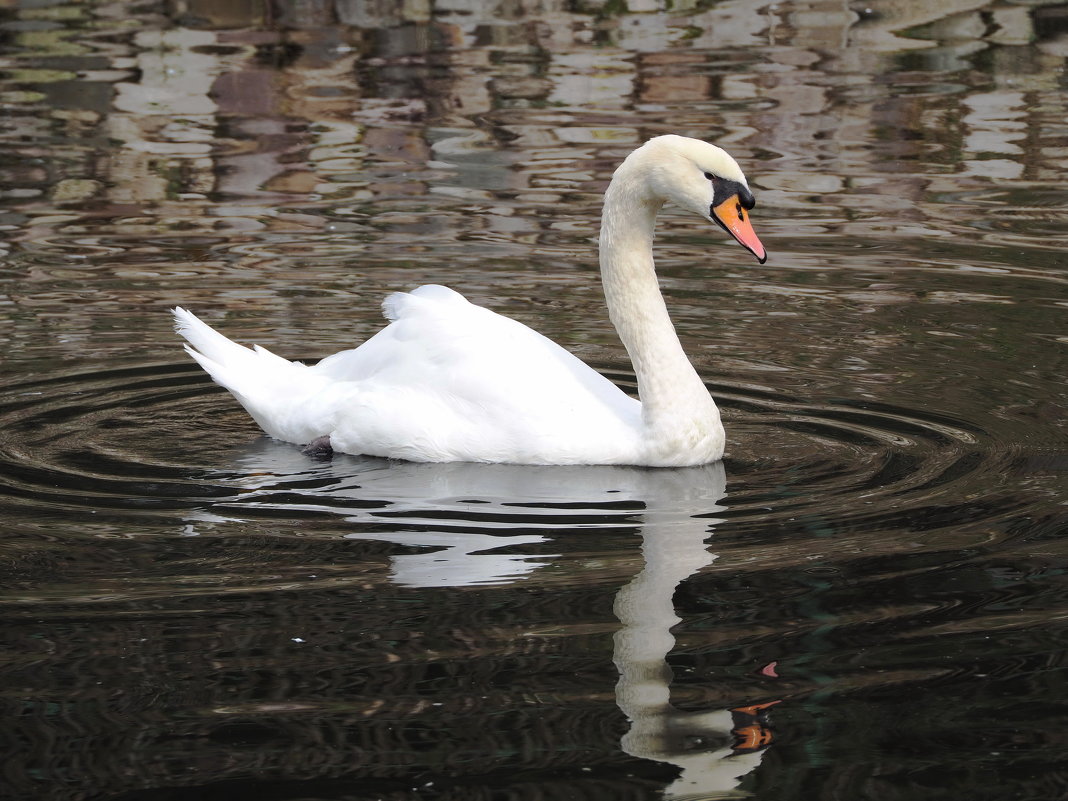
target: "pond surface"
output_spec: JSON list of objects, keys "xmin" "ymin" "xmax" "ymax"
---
[{"xmin": 2, "ymin": 1, "xmax": 1067, "ymax": 799}]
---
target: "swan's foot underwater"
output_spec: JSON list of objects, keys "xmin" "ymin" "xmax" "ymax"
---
[{"xmin": 301, "ymin": 436, "xmax": 334, "ymax": 459}]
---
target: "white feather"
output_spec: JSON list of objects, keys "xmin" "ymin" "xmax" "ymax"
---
[{"xmin": 174, "ymin": 136, "xmax": 764, "ymax": 466}]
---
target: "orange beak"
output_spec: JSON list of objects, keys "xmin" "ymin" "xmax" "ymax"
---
[{"xmin": 713, "ymin": 195, "xmax": 767, "ymax": 264}]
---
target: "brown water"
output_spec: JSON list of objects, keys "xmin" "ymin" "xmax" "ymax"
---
[{"xmin": 1, "ymin": 2, "xmax": 1067, "ymax": 800}]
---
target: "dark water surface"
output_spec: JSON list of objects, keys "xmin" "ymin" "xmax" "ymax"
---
[{"xmin": 2, "ymin": 1, "xmax": 1067, "ymax": 799}]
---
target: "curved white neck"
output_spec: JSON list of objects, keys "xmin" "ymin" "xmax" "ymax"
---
[{"xmin": 599, "ymin": 160, "xmax": 721, "ymax": 457}]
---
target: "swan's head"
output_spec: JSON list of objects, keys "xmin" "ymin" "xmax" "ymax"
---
[{"xmin": 632, "ymin": 135, "xmax": 767, "ymax": 264}]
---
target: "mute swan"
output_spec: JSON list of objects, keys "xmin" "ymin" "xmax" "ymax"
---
[{"xmin": 174, "ymin": 135, "xmax": 766, "ymax": 466}]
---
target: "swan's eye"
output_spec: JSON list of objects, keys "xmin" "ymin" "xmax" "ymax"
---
[{"xmin": 704, "ymin": 172, "xmax": 714, "ymax": 181}]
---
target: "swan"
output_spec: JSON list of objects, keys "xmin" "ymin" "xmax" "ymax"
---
[{"xmin": 174, "ymin": 135, "xmax": 767, "ymax": 466}]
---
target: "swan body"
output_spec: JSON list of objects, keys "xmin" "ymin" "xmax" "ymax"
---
[{"xmin": 175, "ymin": 135, "xmax": 766, "ymax": 466}]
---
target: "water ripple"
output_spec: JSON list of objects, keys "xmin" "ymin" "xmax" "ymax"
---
[{"xmin": 0, "ymin": 360, "xmax": 1022, "ymax": 586}]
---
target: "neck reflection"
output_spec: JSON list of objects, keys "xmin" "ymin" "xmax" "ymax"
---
[{"xmin": 201, "ymin": 445, "xmax": 771, "ymax": 796}]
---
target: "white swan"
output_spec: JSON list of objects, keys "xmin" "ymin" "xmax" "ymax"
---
[{"xmin": 174, "ymin": 135, "xmax": 767, "ymax": 466}]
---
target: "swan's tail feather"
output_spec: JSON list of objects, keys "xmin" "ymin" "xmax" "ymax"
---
[
  {"xmin": 174, "ymin": 307, "xmax": 261, "ymax": 374},
  {"xmin": 179, "ymin": 341, "xmax": 249, "ymax": 403},
  {"xmin": 173, "ymin": 307, "xmax": 323, "ymax": 442}
]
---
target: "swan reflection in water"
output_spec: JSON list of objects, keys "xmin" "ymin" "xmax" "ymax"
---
[{"xmin": 198, "ymin": 443, "xmax": 776, "ymax": 798}]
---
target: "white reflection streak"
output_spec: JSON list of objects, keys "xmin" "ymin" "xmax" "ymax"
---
[
  {"xmin": 345, "ymin": 529, "xmax": 552, "ymax": 587},
  {"xmin": 199, "ymin": 445, "xmax": 766, "ymax": 794},
  {"xmin": 614, "ymin": 464, "xmax": 765, "ymax": 799}
]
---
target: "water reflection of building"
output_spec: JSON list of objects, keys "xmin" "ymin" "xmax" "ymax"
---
[
  {"xmin": 4, "ymin": 2, "xmax": 1066, "ymax": 223},
  {"xmin": 0, "ymin": 1, "xmax": 1066, "ymax": 351}
]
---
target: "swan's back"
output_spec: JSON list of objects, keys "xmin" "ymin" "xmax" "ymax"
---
[
  {"xmin": 175, "ymin": 285, "xmax": 642, "ymax": 464},
  {"xmin": 317, "ymin": 286, "xmax": 642, "ymax": 463}
]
